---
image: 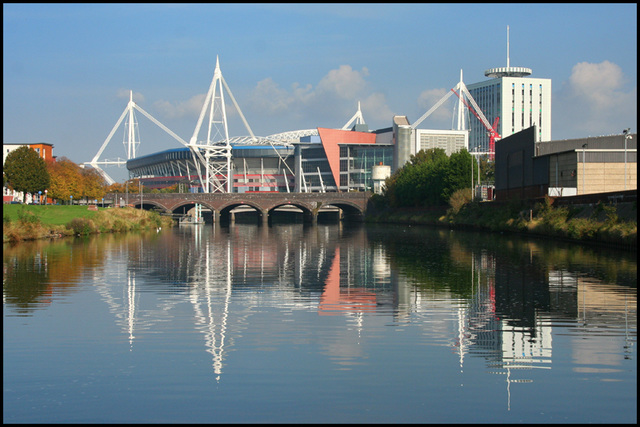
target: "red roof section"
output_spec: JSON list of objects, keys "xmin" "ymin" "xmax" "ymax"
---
[{"xmin": 317, "ymin": 127, "xmax": 376, "ymax": 191}]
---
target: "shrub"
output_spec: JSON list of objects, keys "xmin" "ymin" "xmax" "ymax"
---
[
  {"xmin": 66, "ymin": 217, "xmax": 96, "ymax": 235},
  {"xmin": 602, "ymin": 204, "xmax": 619, "ymax": 225},
  {"xmin": 567, "ymin": 218, "xmax": 596, "ymax": 240},
  {"xmin": 448, "ymin": 188, "xmax": 472, "ymax": 215},
  {"xmin": 17, "ymin": 207, "xmax": 41, "ymax": 225}
]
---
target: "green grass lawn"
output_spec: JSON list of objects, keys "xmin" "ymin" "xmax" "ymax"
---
[{"xmin": 3, "ymin": 204, "xmax": 103, "ymax": 226}]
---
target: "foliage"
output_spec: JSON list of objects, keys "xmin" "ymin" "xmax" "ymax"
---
[
  {"xmin": 105, "ymin": 182, "xmax": 127, "ymax": 193},
  {"xmin": 16, "ymin": 206, "xmax": 42, "ymax": 225},
  {"xmin": 478, "ymin": 156, "xmax": 494, "ymax": 182},
  {"xmin": 3, "ymin": 205, "xmax": 174, "ymax": 242},
  {"xmin": 80, "ymin": 167, "xmax": 107, "ymax": 201},
  {"xmin": 46, "ymin": 158, "xmax": 107, "ymax": 203},
  {"xmin": 448, "ymin": 188, "xmax": 472, "ymax": 215},
  {"xmin": 382, "ymin": 148, "xmax": 476, "ymax": 208},
  {"xmin": 46, "ymin": 157, "xmax": 84, "ymax": 203},
  {"xmin": 66, "ymin": 217, "xmax": 96, "ymax": 236},
  {"xmin": 3, "ymin": 146, "xmax": 51, "ymax": 202}
]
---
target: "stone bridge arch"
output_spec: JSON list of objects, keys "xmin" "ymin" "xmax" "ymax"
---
[
  {"xmin": 316, "ymin": 199, "xmax": 366, "ymax": 221},
  {"xmin": 217, "ymin": 200, "xmax": 267, "ymax": 223},
  {"xmin": 121, "ymin": 191, "xmax": 371, "ymax": 224},
  {"xmin": 264, "ymin": 201, "xmax": 316, "ymax": 224},
  {"xmin": 170, "ymin": 201, "xmax": 218, "ymax": 222},
  {"xmin": 132, "ymin": 200, "xmax": 171, "ymax": 215}
]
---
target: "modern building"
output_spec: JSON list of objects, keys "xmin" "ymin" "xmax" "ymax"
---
[
  {"xmin": 494, "ymin": 126, "xmax": 636, "ymax": 200},
  {"xmin": 127, "ymin": 125, "xmax": 395, "ymax": 193},
  {"xmin": 392, "ymin": 115, "xmax": 468, "ymax": 173},
  {"xmin": 414, "ymin": 129, "xmax": 469, "ymax": 157},
  {"xmin": 466, "ymin": 27, "xmax": 552, "ymax": 153},
  {"xmin": 126, "ymin": 145, "xmax": 296, "ymax": 193}
]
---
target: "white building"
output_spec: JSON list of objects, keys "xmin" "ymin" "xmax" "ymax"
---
[
  {"xmin": 415, "ymin": 128, "xmax": 469, "ymax": 157},
  {"xmin": 466, "ymin": 26, "xmax": 552, "ymax": 153}
]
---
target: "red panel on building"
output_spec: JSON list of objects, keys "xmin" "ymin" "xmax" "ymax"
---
[{"xmin": 317, "ymin": 127, "xmax": 376, "ymax": 191}]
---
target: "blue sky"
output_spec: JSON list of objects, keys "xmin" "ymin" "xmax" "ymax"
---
[{"xmin": 3, "ymin": 3, "xmax": 637, "ymax": 182}]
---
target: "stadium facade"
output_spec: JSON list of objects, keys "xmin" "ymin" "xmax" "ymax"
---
[
  {"xmin": 124, "ymin": 34, "xmax": 555, "ymax": 195},
  {"xmin": 127, "ymin": 125, "xmax": 397, "ymax": 193}
]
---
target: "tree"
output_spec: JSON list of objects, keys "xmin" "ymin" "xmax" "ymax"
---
[
  {"xmin": 382, "ymin": 148, "xmax": 476, "ymax": 208},
  {"xmin": 478, "ymin": 156, "xmax": 494, "ymax": 183},
  {"xmin": 105, "ymin": 182, "xmax": 126, "ymax": 193},
  {"xmin": 47, "ymin": 157, "xmax": 83, "ymax": 204},
  {"xmin": 80, "ymin": 167, "xmax": 107, "ymax": 202},
  {"xmin": 4, "ymin": 146, "xmax": 51, "ymax": 203}
]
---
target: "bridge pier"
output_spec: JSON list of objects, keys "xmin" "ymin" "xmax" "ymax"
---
[
  {"xmin": 125, "ymin": 192, "xmax": 372, "ymax": 225},
  {"xmin": 303, "ymin": 210, "xmax": 318, "ymax": 224}
]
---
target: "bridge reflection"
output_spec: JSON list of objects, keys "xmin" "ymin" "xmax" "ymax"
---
[{"xmin": 5, "ymin": 223, "xmax": 634, "ymax": 401}]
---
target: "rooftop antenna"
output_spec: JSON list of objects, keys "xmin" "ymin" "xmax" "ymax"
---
[
  {"xmin": 485, "ymin": 25, "xmax": 532, "ymax": 78},
  {"xmin": 507, "ymin": 25, "xmax": 510, "ymax": 69}
]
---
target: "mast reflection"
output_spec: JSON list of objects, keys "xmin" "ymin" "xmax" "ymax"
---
[{"xmin": 69, "ymin": 223, "xmax": 636, "ymax": 391}]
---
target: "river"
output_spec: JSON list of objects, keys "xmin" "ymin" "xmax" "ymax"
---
[{"xmin": 3, "ymin": 222, "xmax": 637, "ymax": 423}]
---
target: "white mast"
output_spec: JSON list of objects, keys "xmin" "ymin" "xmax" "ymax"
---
[
  {"xmin": 485, "ymin": 25, "xmax": 531, "ymax": 78},
  {"xmin": 456, "ymin": 70, "xmax": 465, "ymax": 131},
  {"xmin": 342, "ymin": 101, "xmax": 366, "ymax": 130},
  {"xmin": 189, "ymin": 56, "xmax": 257, "ymax": 193},
  {"xmin": 125, "ymin": 90, "xmax": 140, "ymax": 159},
  {"xmin": 507, "ymin": 25, "xmax": 510, "ymax": 69}
]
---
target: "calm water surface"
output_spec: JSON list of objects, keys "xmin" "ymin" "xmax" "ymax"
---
[{"xmin": 3, "ymin": 223, "xmax": 637, "ymax": 423}]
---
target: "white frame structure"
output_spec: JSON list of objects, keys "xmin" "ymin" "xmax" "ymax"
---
[
  {"xmin": 86, "ymin": 57, "xmax": 370, "ymax": 193},
  {"xmin": 86, "ymin": 91, "xmax": 188, "ymax": 185}
]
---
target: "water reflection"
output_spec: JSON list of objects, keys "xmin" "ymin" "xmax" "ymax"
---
[{"xmin": 3, "ymin": 223, "xmax": 636, "ymax": 417}]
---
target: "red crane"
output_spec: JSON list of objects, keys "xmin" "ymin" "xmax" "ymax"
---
[
  {"xmin": 488, "ymin": 117, "xmax": 500, "ymax": 161},
  {"xmin": 451, "ymin": 88, "xmax": 501, "ymax": 160}
]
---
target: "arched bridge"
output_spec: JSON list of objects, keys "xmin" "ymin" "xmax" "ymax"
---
[{"xmin": 114, "ymin": 192, "xmax": 372, "ymax": 224}]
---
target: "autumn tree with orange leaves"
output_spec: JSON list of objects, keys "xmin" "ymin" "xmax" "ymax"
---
[{"xmin": 46, "ymin": 157, "xmax": 107, "ymax": 204}]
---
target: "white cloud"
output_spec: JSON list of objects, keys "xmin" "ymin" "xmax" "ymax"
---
[
  {"xmin": 153, "ymin": 94, "xmax": 206, "ymax": 119},
  {"xmin": 416, "ymin": 87, "xmax": 456, "ymax": 124},
  {"xmin": 246, "ymin": 65, "xmax": 392, "ymax": 131},
  {"xmin": 569, "ymin": 60, "xmax": 626, "ymax": 110},
  {"xmin": 250, "ymin": 78, "xmax": 299, "ymax": 114},
  {"xmin": 316, "ymin": 65, "xmax": 369, "ymax": 99},
  {"xmin": 361, "ymin": 92, "xmax": 395, "ymax": 124},
  {"xmin": 554, "ymin": 60, "xmax": 637, "ymax": 137}
]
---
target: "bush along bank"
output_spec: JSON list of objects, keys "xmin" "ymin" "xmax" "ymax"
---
[
  {"xmin": 3, "ymin": 207, "xmax": 174, "ymax": 243},
  {"xmin": 366, "ymin": 193, "xmax": 637, "ymax": 250}
]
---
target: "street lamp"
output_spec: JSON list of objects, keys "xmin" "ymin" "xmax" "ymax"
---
[
  {"xmin": 623, "ymin": 128, "xmax": 631, "ymax": 190},
  {"xmin": 581, "ymin": 143, "xmax": 588, "ymax": 194}
]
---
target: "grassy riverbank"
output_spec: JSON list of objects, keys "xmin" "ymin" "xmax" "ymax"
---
[
  {"xmin": 366, "ymin": 196, "xmax": 637, "ymax": 250},
  {"xmin": 3, "ymin": 205, "xmax": 174, "ymax": 243}
]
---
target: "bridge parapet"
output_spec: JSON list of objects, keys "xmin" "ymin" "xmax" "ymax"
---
[{"xmin": 119, "ymin": 191, "xmax": 372, "ymax": 222}]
